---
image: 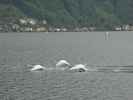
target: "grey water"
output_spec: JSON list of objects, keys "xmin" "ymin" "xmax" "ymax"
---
[
  {"xmin": 1, "ymin": 31, "xmax": 133, "ymax": 100},
  {"xmin": 1, "ymin": 31, "xmax": 133, "ymax": 66}
]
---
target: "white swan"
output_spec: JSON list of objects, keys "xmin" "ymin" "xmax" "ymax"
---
[
  {"xmin": 70, "ymin": 64, "xmax": 88, "ymax": 72},
  {"xmin": 56, "ymin": 60, "xmax": 72, "ymax": 69},
  {"xmin": 30, "ymin": 64, "xmax": 46, "ymax": 71}
]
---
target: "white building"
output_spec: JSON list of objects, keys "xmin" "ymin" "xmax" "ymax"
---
[
  {"xmin": 54, "ymin": 28, "xmax": 61, "ymax": 32},
  {"xmin": 19, "ymin": 19, "xmax": 27, "ymax": 25},
  {"xmin": 42, "ymin": 20, "xmax": 47, "ymax": 25},
  {"xmin": 115, "ymin": 27, "xmax": 122, "ymax": 31},
  {"xmin": 24, "ymin": 27, "xmax": 33, "ymax": 32},
  {"xmin": 122, "ymin": 24, "xmax": 130, "ymax": 31},
  {"xmin": 27, "ymin": 18, "xmax": 37, "ymax": 25},
  {"xmin": 61, "ymin": 28, "xmax": 67, "ymax": 32},
  {"xmin": 36, "ymin": 27, "xmax": 47, "ymax": 32}
]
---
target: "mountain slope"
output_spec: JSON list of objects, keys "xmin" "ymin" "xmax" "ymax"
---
[{"xmin": 0, "ymin": 0, "xmax": 132, "ymax": 27}]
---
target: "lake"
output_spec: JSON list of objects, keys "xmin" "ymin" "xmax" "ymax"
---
[{"xmin": 0, "ymin": 32, "xmax": 133, "ymax": 100}]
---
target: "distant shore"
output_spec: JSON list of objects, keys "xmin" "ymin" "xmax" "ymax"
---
[{"xmin": 0, "ymin": 17, "xmax": 133, "ymax": 32}]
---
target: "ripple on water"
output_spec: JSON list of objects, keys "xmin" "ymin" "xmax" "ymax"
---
[{"xmin": 1, "ymin": 64, "xmax": 133, "ymax": 100}]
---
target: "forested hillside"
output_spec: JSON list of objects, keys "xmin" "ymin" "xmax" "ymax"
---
[{"xmin": 0, "ymin": 0, "xmax": 133, "ymax": 27}]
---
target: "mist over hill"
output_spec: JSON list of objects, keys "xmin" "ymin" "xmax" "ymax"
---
[{"xmin": 0, "ymin": 0, "xmax": 133, "ymax": 28}]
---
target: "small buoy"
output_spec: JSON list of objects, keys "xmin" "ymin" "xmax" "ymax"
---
[{"xmin": 105, "ymin": 31, "xmax": 109, "ymax": 40}]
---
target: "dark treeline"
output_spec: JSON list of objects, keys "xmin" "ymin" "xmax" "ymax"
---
[{"xmin": 0, "ymin": 0, "xmax": 133, "ymax": 29}]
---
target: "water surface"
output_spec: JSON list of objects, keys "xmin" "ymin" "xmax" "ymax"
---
[{"xmin": 1, "ymin": 32, "xmax": 133, "ymax": 100}]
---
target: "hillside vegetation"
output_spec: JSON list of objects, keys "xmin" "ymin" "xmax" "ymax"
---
[{"xmin": 0, "ymin": 0, "xmax": 133, "ymax": 28}]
